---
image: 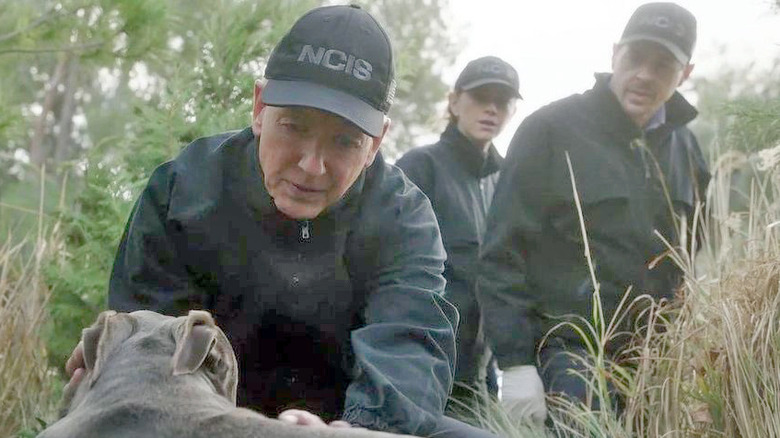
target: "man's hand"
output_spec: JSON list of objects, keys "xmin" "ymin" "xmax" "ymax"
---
[
  {"xmin": 500, "ymin": 365, "xmax": 547, "ymax": 424},
  {"xmin": 63, "ymin": 341, "xmax": 86, "ymax": 392},
  {"xmin": 278, "ymin": 409, "xmax": 355, "ymax": 428}
]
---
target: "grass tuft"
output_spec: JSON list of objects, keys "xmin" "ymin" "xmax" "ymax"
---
[{"xmin": 457, "ymin": 144, "xmax": 780, "ymax": 437}]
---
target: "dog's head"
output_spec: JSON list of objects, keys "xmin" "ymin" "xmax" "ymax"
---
[{"xmin": 61, "ymin": 310, "xmax": 238, "ymax": 416}]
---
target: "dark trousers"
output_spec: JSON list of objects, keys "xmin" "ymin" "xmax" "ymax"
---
[
  {"xmin": 427, "ymin": 415, "xmax": 499, "ymax": 438},
  {"xmin": 449, "ymin": 354, "xmax": 499, "ymax": 405},
  {"xmin": 446, "ymin": 359, "xmax": 499, "ymax": 426}
]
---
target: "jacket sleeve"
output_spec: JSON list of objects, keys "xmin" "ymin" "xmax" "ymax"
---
[
  {"xmin": 108, "ymin": 162, "xmax": 206, "ymax": 315},
  {"xmin": 477, "ymin": 113, "xmax": 552, "ymax": 369},
  {"xmin": 342, "ymin": 182, "xmax": 456, "ymax": 436}
]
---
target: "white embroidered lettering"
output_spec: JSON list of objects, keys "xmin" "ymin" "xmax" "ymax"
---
[
  {"xmin": 297, "ymin": 45, "xmax": 373, "ymax": 81},
  {"xmin": 323, "ymin": 49, "xmax": 347, "ymax": 70},
  {"xmin": 353, "ymin": 59, "xmax": 372, "ymax": 80},
  {"xmin": 297, "ymin": 45, "xmax": 325, "ymax": 64}
]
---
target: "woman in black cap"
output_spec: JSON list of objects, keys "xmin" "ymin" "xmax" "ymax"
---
[{"xmin": 396, "ymin": 55, "xmax": 520, "ymax": 409}]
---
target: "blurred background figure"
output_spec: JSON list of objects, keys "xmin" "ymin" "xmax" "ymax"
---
[
  {"xmin": 396, "ymin": 55, "xmax": 520, "ymax": 411},
  {"xmin": 478, "ymin": 1, "xmax": 709, "ymax": 426}
]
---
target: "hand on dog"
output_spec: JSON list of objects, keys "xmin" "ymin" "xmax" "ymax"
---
[
  {"xmin": 64, "ymin": 341, "xmax": 86, "ymax": 391},
  {"xmin": 278, "ymin": 409, "xmax": 355, "ymax": 428}
]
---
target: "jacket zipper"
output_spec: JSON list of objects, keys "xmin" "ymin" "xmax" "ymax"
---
[
  {"xmin": 478, "ymin": 179, "xmax": 488, "ymax": 216},
  {"xmin": 300, "ymin": 220, "xmax": 311, "ymax": 241}
]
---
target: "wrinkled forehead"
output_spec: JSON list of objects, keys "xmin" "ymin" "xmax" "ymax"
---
[
  {"xmin": 269, "ymin": 105, "xmax": 369, "ymax": 137},
  {"xmin": 127, "ymin": 310, "xmax": 179, "ymax": 331}
]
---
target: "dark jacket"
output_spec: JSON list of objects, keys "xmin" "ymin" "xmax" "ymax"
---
[
  {"xmin": 396, "ymin": 123, "xmax": 501, "ymax": 384},
  {"xmin": 479, "ymin": 74, "xmax": 710, "ymax": 368},
  {"xmin": 108, "ymin": 127, "xmax": 457, "ymax": 436}
]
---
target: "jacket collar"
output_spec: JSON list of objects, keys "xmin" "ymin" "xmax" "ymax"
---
[
  {"xmin": 588, "ymin": 73, "xmax": 698, "ymax": 137},
  {"xmin": 440, "ymin": 122, "xmax": 502, "ymax": 178}
]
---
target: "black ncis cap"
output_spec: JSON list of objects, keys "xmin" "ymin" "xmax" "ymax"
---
[
  {"xmin": 262, "ymin": 4, "xmax": 396, "ymax": 137},
  {"xmin": 619, "ymin": 2, "xmax": 697, "ymax": 64},
  {"xmin": 454, "ymin": 56, "xmax": 521, "ymax": 98}
]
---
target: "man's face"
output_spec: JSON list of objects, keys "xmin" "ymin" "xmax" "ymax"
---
[
  {"xmin": 252, "ymin": 83, "xmax": 385, "ymax": 219},
  {"xmin": 610, "ymin": 40, "xmax": 693, "ymax": 127},
  {"xmin": 449, "ymin": 84, "xmax": 517, "ymax": 149}
]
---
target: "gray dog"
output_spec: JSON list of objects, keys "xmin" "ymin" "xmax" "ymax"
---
[{"xmin": 38, "ymin": 310, "xmax": 416, "ymax": 438}]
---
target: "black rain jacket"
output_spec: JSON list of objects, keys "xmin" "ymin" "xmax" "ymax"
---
[
  {"xmin": 479, "ymin": 74, "xmax": 710, "ymax": 368},
  {"xmin": 396, "ymin": 123, "xmax": 501, "ymax": 384},
  {"xmin": 108, "ymin": 127, "xmax": 457, "ymax": 436}
]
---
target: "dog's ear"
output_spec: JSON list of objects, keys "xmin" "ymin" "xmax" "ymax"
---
[
  {"xmin": 172, "ymin": 310, "xmax": 238, "ymax": 404},
  {"xmin": 81, "ymin": 310, "xmax": 135, "ymax": 387}
]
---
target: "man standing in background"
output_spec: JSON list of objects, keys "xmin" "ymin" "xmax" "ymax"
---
[{"xmin": 479, "ymin": 2, "xmax": 709, "ymax": 423}]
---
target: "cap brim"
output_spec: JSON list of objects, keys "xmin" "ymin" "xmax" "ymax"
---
[
  {"xmin": 262, "ymin": 79, "xmax": 385, "ymax": 137},
  {"xmin": 461, "ymin": 78, "xmax": 522, "ymax": 99},
  {"xmin": 619, "ymin": 35, "xmax": 690, "ymax": 65}
]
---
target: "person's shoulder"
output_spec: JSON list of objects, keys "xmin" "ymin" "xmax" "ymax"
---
[
  {"xmin": 167, "ymin": 128, "xmax": 252, "ymax": 188},
  {"xmin": 526, "ymin": 92, "xmax": 585, "ymax": 123},
  {"xmin": 672, "ymin": 124, "xmax": 706, "ymax": 161},
  {"xmin": 159, "ymin": 128, "xmax": 253, "ymax": 213},
  {"xmin": 353, "ymin": 154, "xmax": 442, "ymax": 258},
  {"xmin": 358, "ymin": 154, "xmax": 436, "ymax": 234},
  {"xmin": 396, "ymin": 142, "xmax": 440, "ymax": 168},
  {"xmin": 367, "ymin": 155, "xmax": 428, "ymax": 203},
  {"xmin": 174, "ymin": 129, "xmax": 251, "ymax": 168},
  {"xmin": 506, "ymin": 95, "xmax": 589, "ymax": 162},
  {"xmin": 509, "ymin": 97, "xmax": 574, "ymax": 142},
  {"xmin": 404, "ymin": 141, "xmax": 442, "ymax": 156},
  {"xmin": 673, "ymin": 123, "xmax": 697, "ymax": 139}
]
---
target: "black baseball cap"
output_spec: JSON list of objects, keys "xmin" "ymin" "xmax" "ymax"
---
[
  {"xmin": 619, "ymin": 2, "xmax": 697, "ymax": 65},
  {"xmin": 262, "ymin": 4, "xmax": 396, "ymax": 137},
  {"xmin": 454, "ymin": 56, "xmax": 521, "ymax": 99}
]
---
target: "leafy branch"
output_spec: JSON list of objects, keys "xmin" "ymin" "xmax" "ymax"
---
[
  {"xmin": 0, "ymin": 6, "xmax": 60, "ymax": 44},
  {"xmin": 0, "ymin": 40, "xmax": 104, "ymax": 55}
]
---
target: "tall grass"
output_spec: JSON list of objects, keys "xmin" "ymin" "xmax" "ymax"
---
[
  {"xmin": 641, "ymin": 142, "xmax": 780, "ymax": 437},
  {"xmin": 4, "ymin": 150, "xmax": 779, "ymax": 437},
  {"xmin": 463, "ymin": 142, "xmax": 780, "ymax": 437},
  {"xmin": 0, "ymin": 170, "xmax": 61, "ymax": 437}
]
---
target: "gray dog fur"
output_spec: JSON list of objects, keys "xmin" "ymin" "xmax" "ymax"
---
[{"xmin": 37, "ymin": 310, "xmax": 416, "ymax": 438}]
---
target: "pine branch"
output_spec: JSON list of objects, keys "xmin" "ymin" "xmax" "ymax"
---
[
  {"xmin": 0, "ymin": 7, "xmax": 60, "ymax": 44},
  {"xmin": 0, "ymin": 40, "xmax": 104, "ymax": 55}
]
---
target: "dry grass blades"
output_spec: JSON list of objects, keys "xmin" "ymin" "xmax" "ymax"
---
[{"xmin": 0, "ymin": 231, "xmax": 59, "ymax": 437}]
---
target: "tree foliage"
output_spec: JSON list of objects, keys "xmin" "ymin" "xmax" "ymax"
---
[
  {"xmin": 0, "ymin": 0, "xmax": 169, "ymax": 175},
  {"xmin": 353, "ymin": 0, "xmax": 459, "ymax": 158},
  {"xmin": 691, "ymin": 59, "xmax": 780, "ymax": 155}
]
